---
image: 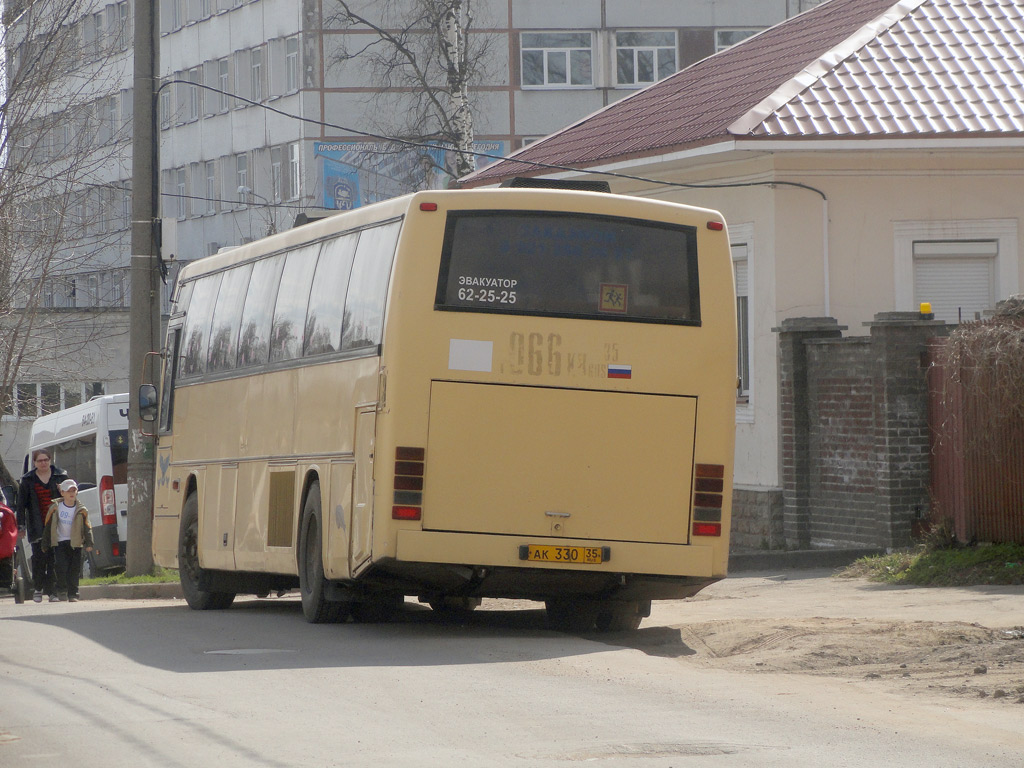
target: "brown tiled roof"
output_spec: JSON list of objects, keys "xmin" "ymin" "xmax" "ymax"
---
[{"xmin": 463, "ymin": 0, "xmax": 1024, "ymax": 186}]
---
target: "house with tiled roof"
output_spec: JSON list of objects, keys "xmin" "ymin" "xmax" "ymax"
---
[{"xmin": 461, "ymin": 0, "xmax": 1024, "ymax": 549}]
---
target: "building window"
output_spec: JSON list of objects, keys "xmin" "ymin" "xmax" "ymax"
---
[
  {"xmin": 205, "ymin": 160, "xmax": 218, "ymax": 213},
  {"xmin": 286, "ymin": 36, "xmax": 299, "ymax": 92},
  {"xmin": 116, "ymin": 2, "xmax": 131, "ymax": 52},
  {"xmin": 159, "ymin": 84, "xmax": 171, "ymax": 127},
  {"xmin": 176, "ymin": 168, "xmax": 187, "ymax": 219},
  {"xmin": 92, "ymin": 12, "xmax": 105, "ymax": 55},
  {"xmin": 236, "ymin": 153, "xmax": 248, "ymax": 204},
  {"xmin": 521, "ymin": 32, "xmax": 593, "ymax": 88},
  {"xmin": 251, "ymin": 47, "xmax": 264, "ymax": 102},
  {"xmin": 15, "ymin": 384, "xmax": 39, "ymax": 418},
  {"xmin": 913, "ymin": 241, "xmax": 997, "ymax": 325},
  {"xmin": 218, "ymin": 58, "xmax": 231, "ymax": 111},
  {"xmin": 171, "ymin": 0, "xmax": 185, "ymax": 30},
  {"xmin": 731, "ymin": 224, "xmax": 753, "ymax": 412},
  {"xmin": 715, "ymin": 29, "xmax": 760, "ymax": 52},
  {"xmin": 287, "ymin": 142, "xmax": 300, "ymax": 200},
  {"xmin": 271, "ymin": 147, "xmax": 283, "ymax": 203},
  {"xmin": 895, "ymin": 219, "xmax": 1018, "ymax": 325},
  {"xmin": 188, "ymin": 67, "xmax": 202, "ymax": 121},
  {"xmin": 615, "ymin": 31, "xmax": 676, "ymax": 87}
]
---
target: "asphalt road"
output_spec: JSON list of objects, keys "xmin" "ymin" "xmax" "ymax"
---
[{"xmin": 1, "ymin": 577, "xmax": 1021, "ymax": 767}]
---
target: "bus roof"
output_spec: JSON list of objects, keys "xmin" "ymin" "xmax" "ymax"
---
[{"xmin": 174, "ymin": 188, "xmax": 724, "ymax": 285}]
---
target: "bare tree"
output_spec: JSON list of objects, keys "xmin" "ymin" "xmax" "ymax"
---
[
  {"xmin": 1, "ymin": 0, "xmax": 134, "ymax": 487},
  {"xmin": 326, "ymin": 0, "xmax": 498, "ymax": 183}
]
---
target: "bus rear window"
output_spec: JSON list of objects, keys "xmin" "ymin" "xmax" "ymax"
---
[{"xmin": 435, "ymin": 211, "xmax": 700, "ymax": 324}]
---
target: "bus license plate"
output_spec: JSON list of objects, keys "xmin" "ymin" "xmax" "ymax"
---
[{"xmin": 519, "ymin": 545, "xmax": 608, "ymax": 564}]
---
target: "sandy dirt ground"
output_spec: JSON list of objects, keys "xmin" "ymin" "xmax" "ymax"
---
[{"xmin": 611, "ymin": 569, "xmax": 1024, "ymax": 708}]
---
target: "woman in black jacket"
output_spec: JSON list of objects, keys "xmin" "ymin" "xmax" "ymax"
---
[{"xmin": 16, "ymin": 448, "xmax": 68, "ymax": 602}]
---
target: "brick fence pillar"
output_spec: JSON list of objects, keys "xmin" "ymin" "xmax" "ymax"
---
[
  {"xmin": 866, "ymin": 312, "xmax": 949, "ymax": 548},
  {"xmin": 775, "ymin": 317, "xmax": 845, "ymax": 549}
]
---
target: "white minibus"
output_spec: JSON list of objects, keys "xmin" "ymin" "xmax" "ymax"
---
[{"xmin": 25, "ymin": 393, "xmax": 129, "ymax": 574}]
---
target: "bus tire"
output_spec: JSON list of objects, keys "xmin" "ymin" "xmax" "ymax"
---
[
  {"xmin": 545, "ymin": 599, "xmax": 599, "ymax": 632},
  {"xmin": 298, "ymin": 482, "xmax": 344, "ymax": 624},
  {"xmin": 179, "ymin": 493, "xmax": 235, "ymax": 610},
  {"xmin": 595, "ymin": 601, "xmax": 644, "ymax": 632}
]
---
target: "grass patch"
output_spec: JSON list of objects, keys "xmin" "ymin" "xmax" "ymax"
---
[
  {"xmin": 839, "ymin": 543, "xmax": 1024, "ymax": 586},
  {"xmin": 81, "ymin": 567, "xmax": 178, "ymax": 587}
]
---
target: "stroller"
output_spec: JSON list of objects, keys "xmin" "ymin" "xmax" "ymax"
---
[{"xmin": 0, "ymin": 489, "xmax": 29, "ymax": 604}]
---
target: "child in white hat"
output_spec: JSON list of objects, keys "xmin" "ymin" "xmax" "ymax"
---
[{"xmin": 42, "ymin": 479, "xmax": 94, "ymax": 602}]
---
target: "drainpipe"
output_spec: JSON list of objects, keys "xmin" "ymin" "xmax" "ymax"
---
[{"xmin": 823, "ymin": 197, "xmax": 830, "ymax": 317}]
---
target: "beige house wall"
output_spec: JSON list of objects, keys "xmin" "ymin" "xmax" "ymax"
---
[{"xmin": 602, "ymin": 145, "xmax": 1024, "ymax": 492}]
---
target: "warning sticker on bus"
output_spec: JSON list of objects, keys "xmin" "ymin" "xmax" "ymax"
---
[{"xmin": 599, "ymin": 283, "xmax": 628, "ymax": 313}]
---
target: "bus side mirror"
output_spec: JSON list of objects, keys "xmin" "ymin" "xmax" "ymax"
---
[{"xmin": 139, "ymin": 385, "xmax": 158, "ymax": 423}]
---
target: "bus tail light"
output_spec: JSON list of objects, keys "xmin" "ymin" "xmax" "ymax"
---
[
  {"xmin": 692, "ymin": 464, "xmax": 724, "ymax": 537},
  {"xmin": 393, "ymin": 447, "xmax": 425, "ymax": 520},
  {"xmin": 692, "ymin": 522, "xmax": 722, "ymax": 536},
  {"xmin": 100, "ymin": 476, "xmax": 117, "ymax": 526}
]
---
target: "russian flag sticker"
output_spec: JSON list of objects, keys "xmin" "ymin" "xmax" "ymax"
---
[{"xmin": 607, "ymin": 364, "xmax": 632, "ymax": 379}]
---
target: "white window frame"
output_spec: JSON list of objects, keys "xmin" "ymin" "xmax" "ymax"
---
[
  {"xmin": 176, "ymin": 168, "xmax": 187, "ymax": 219},
  {"xmin": 614, "ymin": 30, "xmax": 676, "ymax": 88},
  {"xmin": 271, "ymin": 146, "xmax": 283, "ymax": 203},
  {"xmin": 520, "ymin": 31, "xmax": 594, "ymax": 89},
  {"xmin": 235, "ymin": 153, "xmax": 248, "ymax": 205},
  {"xmin": 205, "ymin": 160, "xmax": 217, "ymax": 214},
  {"xmin": 287, "ymin": 142, "xmax": 300, "ymax": 200},
  {"xmin": 188, "ymin": 67, "xmax": 202, "ymax": 121},
  {"xmin": 730, "ymin": 223, "xmax": 754, "ymax": 421},
  {"xmin": 894, "ymin": 219, "xmax": 1018, "ymax": 317},
  {"xmin": 250, "ymin": 47, "xmax": 264, "ymax": 102},
  {"xmin": 285, "ymin": 36, "xmax": 300, "ymax": 92}
]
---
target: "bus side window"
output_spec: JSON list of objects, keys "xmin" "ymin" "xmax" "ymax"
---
[
  {"xmin": 207, "ymin": 263, "xmax": 253, "ymax": 373},
  {"xmin": 180, "ymin": 274, "xmax": 224, "ymax": 378},
  {"xmin": 304, "ymin": 233, "xmax": 358, "ymax": 356},
  {"xmin": 237, "ymin": 255, "xmax": 285, "ymax": 368},
  {"xmin": 342, "ymin": 221, "xmax": 400, "ymax": 351},
  {"xmin": 270, "ymin": 244, "xmax": 319, "ymax": 362}
]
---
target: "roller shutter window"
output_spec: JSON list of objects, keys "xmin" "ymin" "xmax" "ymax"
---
[{"xmin": 913, "ymin": 241, "xmax": 997, "ymax": 324}]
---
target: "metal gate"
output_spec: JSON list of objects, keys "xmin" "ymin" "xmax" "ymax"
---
[{"xmin": 927, "ymin": 338, "xmax": 1024, "ymax": 544}]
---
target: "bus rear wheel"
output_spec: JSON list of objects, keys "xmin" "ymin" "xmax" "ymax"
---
[
  {"xmin": 298, "ymin": 482, "xmax": 345, "ymax": 624},
  {"xmin": 179, "ymin": 493, "xmax": 235, "ymax": 610}
]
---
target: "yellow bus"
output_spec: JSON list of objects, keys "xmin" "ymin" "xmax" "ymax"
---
[{"xmin": 140, "ymin": 185, "xmax": 736, "ymax": 631}]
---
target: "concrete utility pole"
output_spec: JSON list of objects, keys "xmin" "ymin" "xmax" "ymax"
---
[{"xmin": 126, "ymin": 0, "xmax": 160, "ymax": 576}]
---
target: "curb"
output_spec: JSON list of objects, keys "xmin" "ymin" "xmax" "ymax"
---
[
  {"xmin": 79, "ymin": 582, "xmax": 184, "ymax": 600},
  {"xmin": 728, "ymin": 547, "xmax": 884, "ymax": 573}
]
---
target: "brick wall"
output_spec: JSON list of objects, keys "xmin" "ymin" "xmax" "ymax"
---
[
  {"xmin": 776, "ymin": 313, "xmax": 948, "ymax": 550},
  {"xmin": 730, "ymin": 486, "xmax": 784, "ymax": 550}
]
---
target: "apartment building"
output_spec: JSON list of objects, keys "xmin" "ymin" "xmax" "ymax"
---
[
  {"xmin": 158, "ymin": 0, "xmax": 824, "ymax": 260},
  {"xmin": 1, "ymin": 0, "xmax": 137, "ymax": 475}
]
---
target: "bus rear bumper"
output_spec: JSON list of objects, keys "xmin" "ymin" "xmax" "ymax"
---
[{"xmin": 391, "ymin": 529, "xmax": 723, "ymax": 601}]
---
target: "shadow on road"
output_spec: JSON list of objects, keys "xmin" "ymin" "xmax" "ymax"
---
[{"xmin": 1, "ymin": 596, "xmax": 625, "ymax": 673}]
